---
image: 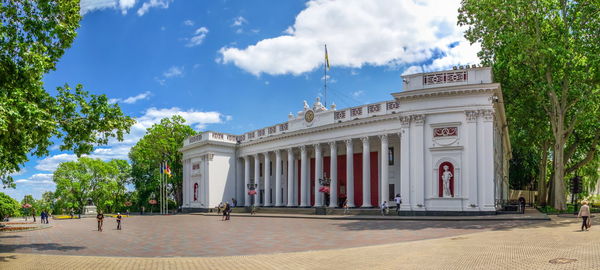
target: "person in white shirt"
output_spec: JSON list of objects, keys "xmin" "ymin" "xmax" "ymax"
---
[
  {"xmin": 394, "ymin": 194, "xmax": 402, "ymax": 214},
  {"xmin": 380, "ymin": 201, "xmax": 388, "ymax": 216},
  {"xmin": 578, "ymin": 200, "xmax": 591, "ymax": 231}
]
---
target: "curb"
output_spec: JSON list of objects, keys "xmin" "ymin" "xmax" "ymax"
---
[{"xmin": 196, "ymin": 213, "xmax": 551, "ymax": 221}]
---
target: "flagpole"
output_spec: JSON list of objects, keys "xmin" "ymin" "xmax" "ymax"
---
[
  {"xmin": 324, "ymin": 44, "xmax": 327, "ymax": 108},
  {"xmin": 161, "ymin": 162, "xmax": 164, "ymax": 215},
  {"xmin": 166, "ymin": 162, "xmax": 169, "ymax": 215}
]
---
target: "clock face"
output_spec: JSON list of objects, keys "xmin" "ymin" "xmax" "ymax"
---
[{"xmin": 304, "ymin": 110, "xmax": 315, "ymax": 123}]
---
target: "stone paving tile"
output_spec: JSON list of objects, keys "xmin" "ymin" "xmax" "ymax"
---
[
  {"xmin": 0, "ymin": 214, "xmax": 541, "ymax": 258},
  {"xmin": 3, "ymin": 215, "xmax": 595, "ymax": 269}
]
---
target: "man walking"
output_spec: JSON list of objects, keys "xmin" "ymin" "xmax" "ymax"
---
[
  {"xmin": 116, "ymin": 213, "xmax": 122, "ymax": 230},
  {"xmin": 394, "ymin": 194, "xmax": 402, "ymax": 214}
]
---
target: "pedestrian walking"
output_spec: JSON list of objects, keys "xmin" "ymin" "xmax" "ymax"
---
[
  {"xmin": 250, "ymin": 205, "xmax": 256, "ymax": 215},
  {"xmin": 222, "ymin": 203, "xmax": 231, "ymax": 221},
  {"xmin": 40, "ymin": 211, "xmax": 46, "ymax": 224},
  {"xmin": 70, "ymin": 209, "xmax": 74, "ymax": 219},
  {"xmin": 126, "ymin": 209, "xmax": 130, "ymax": 217},
  {"xmin": 116, "ymin": 213, "xmax": 122, "ymax": 230},
  {"xmin": 343, "ymin": 199, "xmax": 349, "ymax": 215},
  {"xmin": 578, "ymin": 201, "xmax": 591, "ymax": 231},
  {"xmin": 31, "ymin": 208, "xmax": 36, "ymax": 222},
  {"xmin": 394, "ymin": 194, "xmax": 402, "ymax": 214},
  {"xmin": 46, "ymin": 210, "xmax": 51, "ymax": 224},
  {"xmin": 380, "ymin": 201, "xmax": 389, "ymax": 216},
  {"xmin": 97, "ymin": 211, "xmax": 104, "ymax": 232}
]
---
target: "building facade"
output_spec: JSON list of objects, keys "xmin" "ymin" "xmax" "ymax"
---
[{"xmin": 180, "ymin": 67, "xmax": 511, "ymax": 214}]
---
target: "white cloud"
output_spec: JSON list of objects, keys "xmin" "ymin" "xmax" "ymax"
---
[
  {"xmin": 351, "ymin": 90, "xmax": 364, "ymax": 98},
  {"xmin": 219, "ymin": 0, "xmax": 479, "ymax": 76},
  {"xmin": 110, "ymin": 91, "xmax": 152, "ymax": 104},
  {"xmin": 15, "ymin": 173, "xmax": 54, "ymax": 185},
  {"xmin": 137, "ymin": 0, "xmax": 172, "ymax": 16},
  {"xmin": 163, "ymin": 66, "xmax": 184, "ymax": 78},
  {"xmin": 80, "ymin": 0, "xmax": 139, "ymax": 15},
  {"xmin": 186, "ymin": 27, "xmax": 209, "ymax": 47},
  {"xmin": 35, "ymin": 154, "xmax": 79, "ymax": 172},
  {"xmin": 232, "ymin": 16, "xmax": 247, "ymax": 28},
  {"xmin": 183, "ymin": 19, "xmax": 194, "ymax": 26}
]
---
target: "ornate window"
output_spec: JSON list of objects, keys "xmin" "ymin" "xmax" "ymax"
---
[
  {"xmin": 367, "ymin": 104, "xmax": 381, "ymax": 113},
  {"xmin": 334, "ymin": 110, "xmax": 346, "ymax": 120},
  {"xmin": 350, "ymin": 107, "xmax": 363, "ymax": 117}
]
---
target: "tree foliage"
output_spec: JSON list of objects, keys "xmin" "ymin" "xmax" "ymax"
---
[
  {"xmin": 0, "ymin": 192, "xmax": 20, "ymax": 219},
  {"xmin": 459, "ymin": 0, "xmax": 600, "ymax": 210},
  {"xmin": 0, "ymin": 0, "xmax": 135, "ymax": 188},
  {"xmin": 53, "ymin": 157, "xmax": 130, "ymax": 214},
  {"xmin": 129, "ymin": 116, "xmax": 196, "ymax": 208}
]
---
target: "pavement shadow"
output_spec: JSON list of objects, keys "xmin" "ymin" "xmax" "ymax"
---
[
  {"xmin": 0, "ymin": 235, "xmax": 23, "ymax": 239},
  {"xmin": 332, "ymin": 219, "xmax": 563, "ymax": 232},
  {"xmin": 0, "ymin": 254, "xmax": 17, "ymax": 262},
  {"xmin": 0, "ymin": 243, "xmax": 85, "ymax": 253}
]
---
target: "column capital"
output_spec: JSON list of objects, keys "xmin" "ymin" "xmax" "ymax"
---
[
  {"xmin": 378, "ymin": 134, "xmax": 388, "ymax": 141},
  {"xmin": 465, "ymin": 110, "xmax": 479, "ymax": 122},
  {"xmin": 360, "ymin": 136, "xmax": 369, "ymax": 144},
  {"xmin": 263, "ymin": 150, "xmax": 271, "ymax": 156},
  {"xmin": 299, "ymin": 145, "xmax": 306, "ymax": 153},
  {"xmin": 479, "ymin": 109, "xmax": 494, "ymax": 122},
  {"xmin": 344, "ymin": 138, "xmax": 353, "ymax": 146},
  {"xmin": 412, "ymin": 114, "xmax": 425, "ymax": 126},
  {"xmin": 399, "ymin": 115, "xmax": 411, "ymax": 127},
  {"xmin": 274, "ymin": 149, "xmax": 281, "ymax": 156},
  {"xmin": 328, "ymin": 141, "xmax": 337, "ymax": 149},
  {"xmin": 313, "ymin": 143, "xmax": 321, "ymax": 151},
  {"xmin": 254, "ymin": 153, "xmax": 259, "ymax": 158}
]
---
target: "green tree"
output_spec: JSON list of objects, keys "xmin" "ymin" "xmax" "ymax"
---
[
  {"xmin": 129, "ymin": 116, "xmax": 196, "ymax": 208},
  {"xmin": 0, "ymin": 0, "xmax": 135, "ymax": 188},
  {"xmin": 0, "ymin": 192, "xmax": 20, "ymax": 220},
  {"xmin": 20, "ymin": 194, "xmax": 40, "ymax": 218},
  {"xmin": 53, "ymin": 157, "xmax": 129, "ymax": 215},
  {"xmin": 459, "ymin": 0, "xmax": 600, "ymax": 210}
]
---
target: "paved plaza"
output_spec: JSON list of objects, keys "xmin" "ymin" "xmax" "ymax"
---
[{"xmin": 1, "ymin": 214, "xmax": 599, "ymax": 269}]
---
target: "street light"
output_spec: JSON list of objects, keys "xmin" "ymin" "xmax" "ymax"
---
[
  {"xmin": 319, "ymin": 173, "xmax": 331, "ymax": 206},
  {"xmin": 247, "ymin": 183, "xmax": 258, "ymax": 206}
]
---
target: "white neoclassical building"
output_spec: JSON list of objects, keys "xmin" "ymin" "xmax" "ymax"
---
[{"xmin": 180, "ymin": 67, "xmax": 511, "ymax": 215}]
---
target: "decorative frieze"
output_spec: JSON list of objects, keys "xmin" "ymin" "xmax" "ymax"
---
[
  {"xmin": 433, "ymin": 127, "xmax": 458, "ymax": 137},
  {"xmin": 423, "ymin": 71, "xmax": 468, "ymax": 85},
  {"xmin": 334, "ymin": 110, "xmax": 346, "ymax": 120},
  {"xmin": 399, "ymin": 116, "xmax": 411, "ymax": 127},
  {"xmin": 227, "ymin": 135, "xmax": 237, "ymax": 142},
  {"xmin": 350, "ymin": 107, "xmax": 363, "ymax": 117},
  {"xmin": 189, "ymin": 134, "xmax": 202, "ymax": 143},
  {"xmin": 367, "ymin": 104, "xmax": 381, "ymax": 114},
  {"xmin": 386, "ymin": 101, "xmax": 399, "ymax": 110},
  {"xmin": 211, "ymin": 132, "xmax": 224, "ymax": 140},
  {"xmin": 480, "ymin": 109, "xmax": 495, "ymax": 121},
  {"xmin": 279, "ymin": 123, "xmax": 288, "ymax": 131},
  {"xmin": 258, "ymin": 129, "xmax": 266, "ymax": 136},
  {"xmin": 268, "ymin": 126, "xmax": 276, "ymax": 134}
]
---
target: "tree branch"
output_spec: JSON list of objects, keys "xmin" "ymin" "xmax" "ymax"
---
[{"xmin": 565, "ymin": 135, "xmax": 600, "ymax": 175}]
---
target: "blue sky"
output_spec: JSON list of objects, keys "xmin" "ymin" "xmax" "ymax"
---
[{"xmin": 6, "ymin": 0, "xmax": 480, "ymax": 201}]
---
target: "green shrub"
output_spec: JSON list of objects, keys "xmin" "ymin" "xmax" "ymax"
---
[{"xmin": 0, "ymin": 192, "xmax": 21, "ymax": 219}]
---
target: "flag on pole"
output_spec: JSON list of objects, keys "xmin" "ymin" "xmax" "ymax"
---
[
  {"xmin": 325, "ymin": 44, "xmax": 330, "ymax": 70},
  {"xmin": 165, "ymin": 163, "xmax": 172, "ymax": 177}
]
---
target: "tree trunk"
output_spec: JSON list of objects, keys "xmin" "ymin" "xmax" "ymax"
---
[
  {"xmin": 552, "ymin": 130, "xmax": 567, "ymax": 210},
  {"xmin": 537, "ymin": 141, "xmax": 550, "ymax": 205}
]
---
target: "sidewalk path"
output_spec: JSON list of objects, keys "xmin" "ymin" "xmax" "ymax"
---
[{"xmin": 1, "ymin": 216, "xmax": 596, "ymax": 269}]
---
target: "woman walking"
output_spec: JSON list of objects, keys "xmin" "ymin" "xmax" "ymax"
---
[
  {"xmin": 578, "ymin": 201, "xmax": 591, "ymax": 231},
  {"xmin": 97, "ymin": 211, "xmax": 104, "ymax": 232},
  {"xmin": 343, "ymin": 199, "xmax": 349, "ymax": 215}
]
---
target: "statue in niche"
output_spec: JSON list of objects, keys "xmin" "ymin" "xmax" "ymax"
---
[{"xmin": 442, "ymin": 165, "xmax": 453, "ymax": 197}]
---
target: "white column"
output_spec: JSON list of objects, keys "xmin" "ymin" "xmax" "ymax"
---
[
  {"xmin": 275, "ymin": 150, "xmax": 282, "ymax": 207},
  {"xmin": 264, "ymin": 152, "xmax": 271, "ymax": 207},
  {"xmin": 465, "ymin": 111, "xmax": 479, "ymax": 209},
  {"xmin": 412, "ymin": 115, "xmax": 425, "ymax": 209},
  {"xmin": 300, "ymin": 145, "xmax": 308, "ymax": 207},
  {"xmin": 380, "ymin": 134, "xmax": 389, "ymax": 206},
  {"xmin": 481, "ymin": 110, "xmax": 496, "ymax": 210},
  {"xmin": 361, "ymin": 137, "xmax": 372, "ymax": 207},
  {"xmin": 399, "ymin": 116, "xmax": 411, "ymax": 210},
  {"xmin": 329, "ymin": 142, "xmax": 338, "ymax": 208},
  {"xmin": 244, "ymin": 156, "xmax": 250, "ymax": 207},
  {"xmin": 314, "ymin": 143, "xmax": 323, "ymax": 207},
  {"xmin": 287, "ymin": 148, "xmax": 295, "ymax": 207},
  {"xmin": 254, "ymin": 154, "xmax": 260, "ymax": 206},
  {"xmin": 345, "ymin": 139, "xmax": 355, "ymax": 207},
  {"xmin": 182, "ymin": 159, "xmax": 188, "ymax": 206}
]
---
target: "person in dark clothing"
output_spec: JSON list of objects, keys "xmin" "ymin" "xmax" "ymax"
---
[
  {"xmin": 116, "ymin": 213, "xmax": 122, "ymax": 230},
  {"xmin": 222, "ymin": 203, "xmax": 230, "ymax": 221},
  {"xmin": 97, "ymin": 212, "xmax": 104, "ymax": 232},
  {"xmin": 231, "ymin": 198, "xmax": 237, "ymax": 208}
]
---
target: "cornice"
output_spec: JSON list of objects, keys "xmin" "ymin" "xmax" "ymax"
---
[{"xmin": 392, "ymin": 83, "xmax": 500, "ymax": 101}]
